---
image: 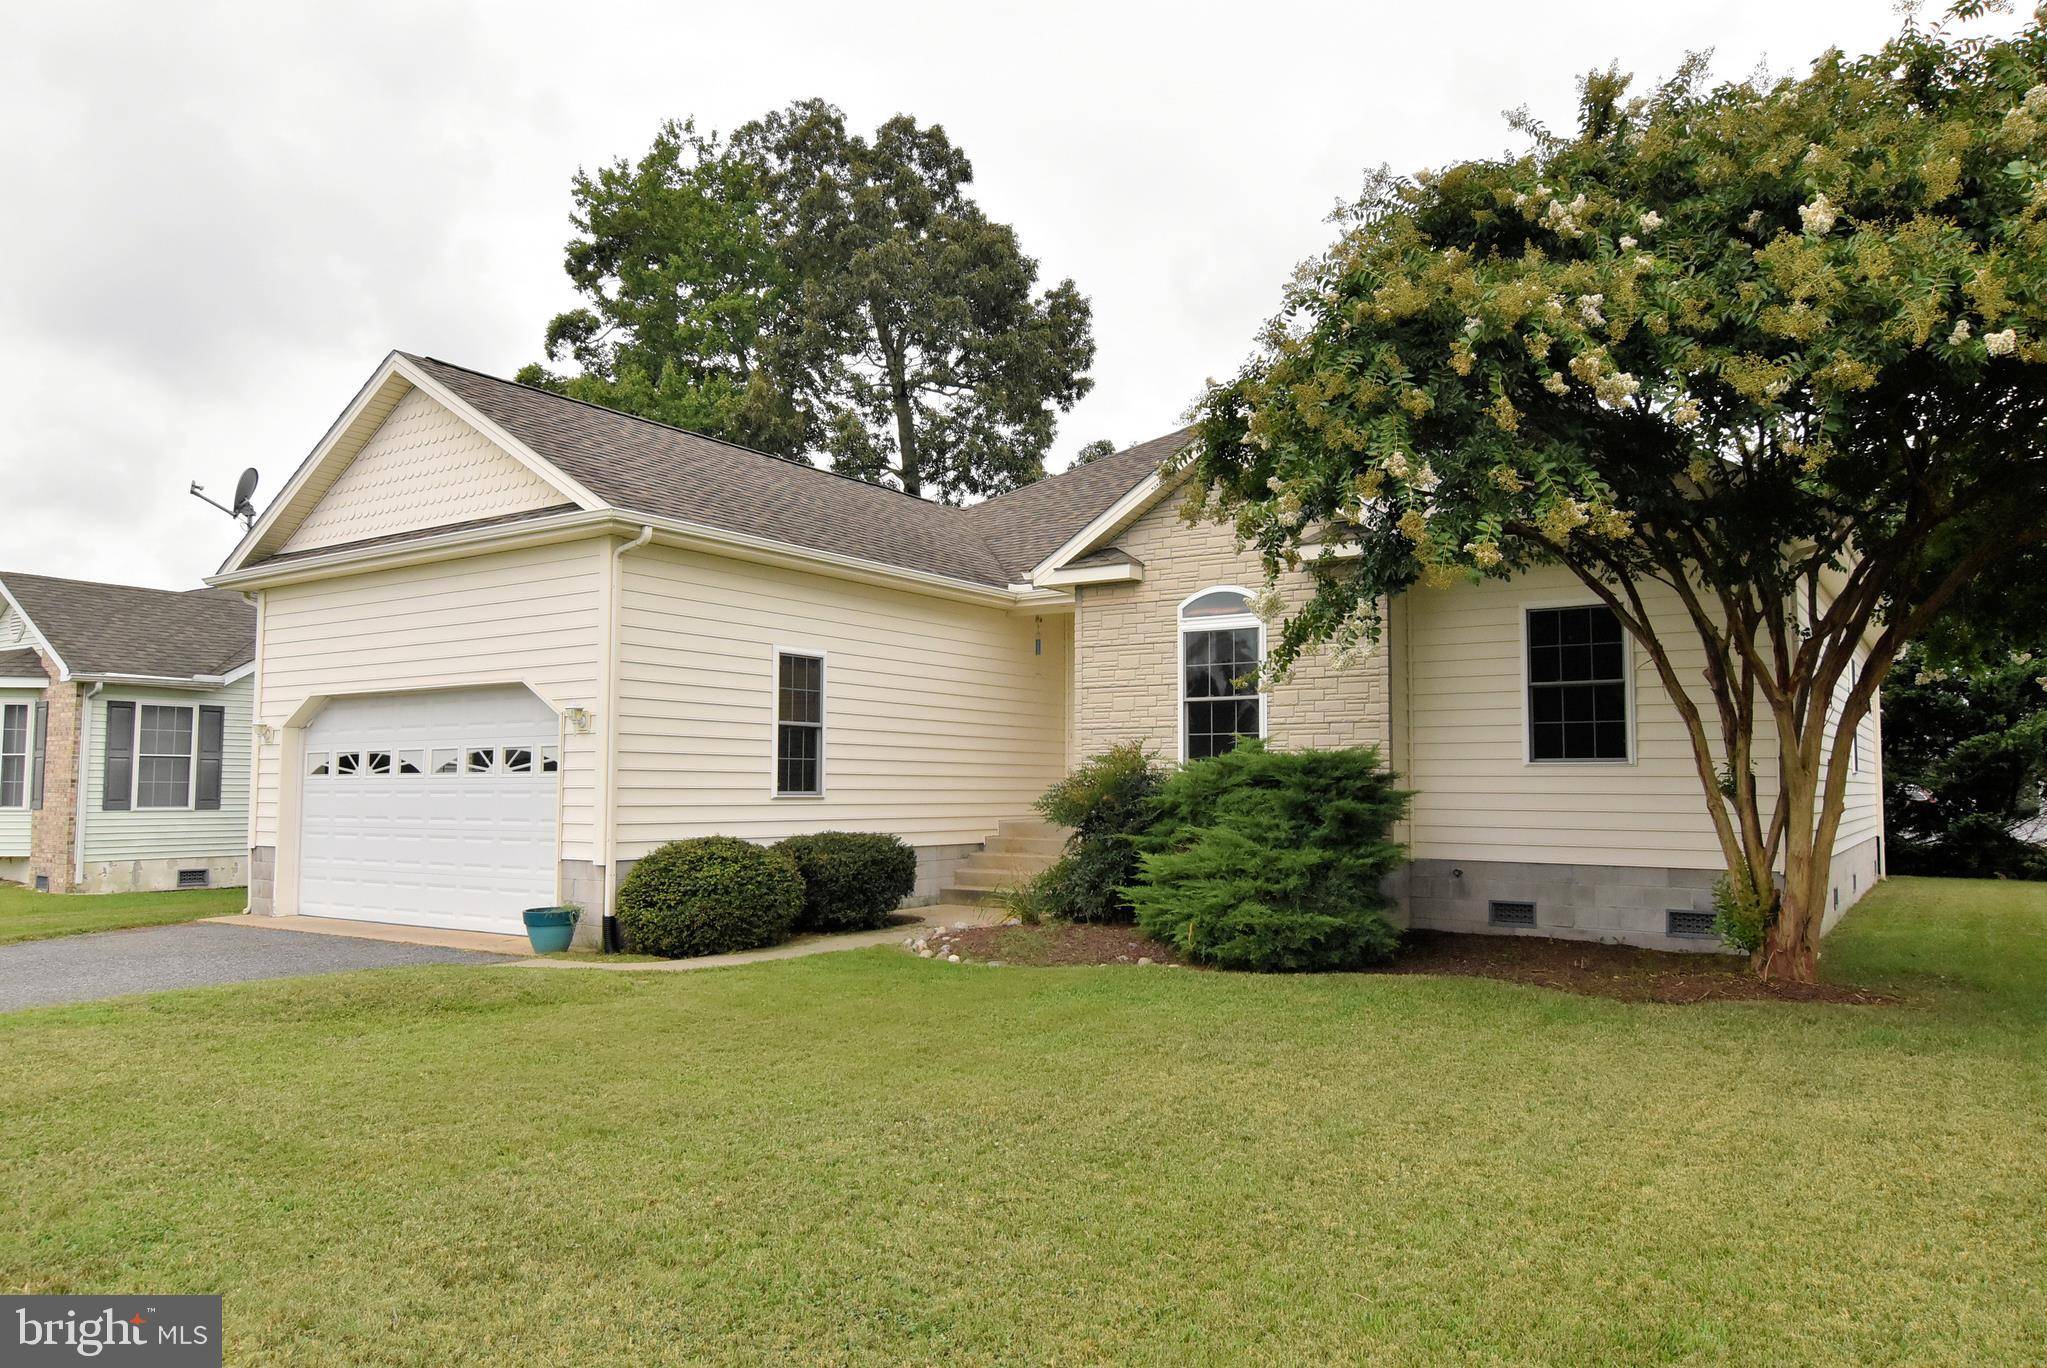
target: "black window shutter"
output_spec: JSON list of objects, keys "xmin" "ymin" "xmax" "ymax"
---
[
  {"xmin": 196, "ymin": 705, "xmax": 225, "ymax": 811},
  {"xmin": 103, "ymin": 700, "xmax": 134, "ymax": 810},
  {"xmin": 30, "ymin": 700, "xmax": 48, "ymax": 810}
]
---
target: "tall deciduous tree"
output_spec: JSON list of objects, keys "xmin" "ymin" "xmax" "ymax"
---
[
  {"xmin": 519, "ymin": 120, "xmax": 809, "ymax": 456},
  {"xmin": 527, "ymin": 102, "xmax": 1096, "ymax": 502},
  {"xmin": 1188, "ymin": 9, "xmax": 2047, "ymax": 980},
  {"xmin": 734, "ymin": 100, "xmax": 1096, "ymax": 501}
]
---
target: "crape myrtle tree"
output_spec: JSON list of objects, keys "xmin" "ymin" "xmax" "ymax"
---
[{"xmin": 1187, "ymin": 7, "xmax": 2047, "ymax": 980}]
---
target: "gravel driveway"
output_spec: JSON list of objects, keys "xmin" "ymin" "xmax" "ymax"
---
[{"xmin": 0, "ymin": 922, "xmax": 512, "ymax": 1012}]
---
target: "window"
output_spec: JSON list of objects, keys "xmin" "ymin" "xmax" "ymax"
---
[
  {"xmin": 775, "ymin": 651, "xmax": 824, "ymax": 795},
  {"xmin": 307, "ymin": 752, "xmax": 330, "ymax": 777},
  {"xmin": 1180, "ymin": 589, "xmax": 1264, "ymax": 760},
  {"xmin": 539, "ymin": 746, "xmax": 560, "ymax": 774},
  {"xmin": 1527, "ymin": 605, "xmax": 1630, "ymax": 762},
  {"xmin": 397, "ymin": 750, "xmax": 424, "ymax": 775},
  {"xmin": 0, "ymin": 704, "xmax": 25, "ymax": 808},
  {"xmin": 335, "ymin": 751, "xmax": 362, "ymax": 777},
  {"xmin": 504, "ymin": 746, "xmax": 533, "ymax": 774},
  {"xmin": 136, "ymin": 704, "xmax": 194, "ymax": 808},
  {"xmin": 467, "ymin": 748, "xmax": 497, "ymax": 774},
  {"xmin": 365, "ymin": 751, "xmax": 393, "ymax": 776},
  {"xmin": 431, "ymin": 749, "xmax": 460, "ymax": 775}
]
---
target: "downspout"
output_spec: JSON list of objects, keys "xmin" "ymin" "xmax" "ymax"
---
[
  {"xmin": 73, "ymin": 682, "xmax": 100, "ymax": 889},
  {"xmin": 598, "ymin": 526, "xmax": 654, "ymax": 951}
]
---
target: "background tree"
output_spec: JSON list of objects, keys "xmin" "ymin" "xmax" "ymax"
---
[
  {"xmin": 734, "ymin": 100, "xmax": 1096, "ymax": 500},
  {"xmin": 1883, "ymin": 644, "xmax": 2047, "ymax": 880},
  {"xmin": 1071, "ymin": 438, "xmax": 1120, "ymax": 466},
  {"xmin": 1188, "ymin": 9, "xmax": 2047, "ymax": 980},
  {"xmin": 518, "ymin": 120, "xmax": 808, "ymax": 455},
  {"xmin": 528, "ymin": 101, "xmax": 1096, "ymax": 501}
]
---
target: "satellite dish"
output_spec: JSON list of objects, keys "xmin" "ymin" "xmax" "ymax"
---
[{"xmin": 231, "ymin": 467, "xmax": 259, "ymax": 520}]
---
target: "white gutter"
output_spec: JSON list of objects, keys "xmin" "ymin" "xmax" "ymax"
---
[{"xmin": 597, "ymin": 526, "xmax": 654, "ymax": 935}]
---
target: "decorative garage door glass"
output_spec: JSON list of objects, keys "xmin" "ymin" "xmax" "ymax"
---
[{"xmin": 299, "ymin": 685, "xmax": 560, "ymax": 933}]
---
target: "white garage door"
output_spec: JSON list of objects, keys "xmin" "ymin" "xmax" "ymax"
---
[{"xmin": 300, "ymin": 685, "xmax": 559, "ymax": 933}]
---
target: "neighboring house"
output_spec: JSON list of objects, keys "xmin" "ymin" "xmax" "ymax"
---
[
  {"xmin": 0, "ymin": 572, "xmax": 256, "ymax": 894},
  {"xmin": 209, "ymin": 351, "xmax": 1883, "ymax": 948}
]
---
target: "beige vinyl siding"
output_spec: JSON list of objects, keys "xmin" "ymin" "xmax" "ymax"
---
[
  {"xmin": 1397, "ymin": 564, "xmax": 1782, "ymax": 869},
  {"xmin": 252, "ymin": 539, "xmax": 607, "ymax": 859},
  {"xmin": 278, "ymin": 387, "xmax": 565, "ymax": 555},
  {"xmin": 613, "ymin": 544, "xmax": 1069, "ymax": 853},
  {"xmin": 1819, "ymin": 606, "xmax": 1884, "ymax": 858},
  {"xmin": 0, "ymin": 687, "xmax": 35, "ymax": 858},
  {"xmin": 83, "ymin": 678, "xmax": 251, "ymax": 862}
]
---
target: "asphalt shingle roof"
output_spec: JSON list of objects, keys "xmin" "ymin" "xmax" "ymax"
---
[
  {"xmin": 400, "ymin": 356, "xmax": 1186, "ymax": 588},
  {"xmin": 0, "ymin": 648, "xmax": 45, "ymax": 679},
  {"xmin": 0, "ymin": 573, "xmax": 255, "ymax": 679}
]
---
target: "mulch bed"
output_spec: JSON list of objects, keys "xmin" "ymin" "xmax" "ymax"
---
[{"xmin": 915, "ymin": 921, "xmax": 1893, "ymax": 1005}]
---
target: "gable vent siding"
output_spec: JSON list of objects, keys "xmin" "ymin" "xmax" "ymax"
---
[{"xmin": 278, "ymin": 387, "xmax": 564, "ymax": 556}]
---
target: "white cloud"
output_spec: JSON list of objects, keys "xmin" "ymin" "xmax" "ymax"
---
[{"xmin": 0, "ymin": 0, "xmax": 1965, "ymax": 587}]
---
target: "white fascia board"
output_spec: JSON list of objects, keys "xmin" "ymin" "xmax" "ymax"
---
[
  {"xmin": 1034, "ymin": 561, "xmax": 1144, "ymax": 587},
  {"xmin": 1026, "ymin": 470, "xmax": 1165, "ymax": 584},
  {"xmin": 208, "ymin": 507, "xmax": 1027, "ymax": 609},
  {"xmin": 0, "ymin": 580, "xmax": 67, "ymax": 681},
  {"xmin": 0, "ymin": 676, "xmax": 47, "ymax": 689}
]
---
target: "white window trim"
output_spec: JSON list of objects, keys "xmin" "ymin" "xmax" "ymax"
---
[
  {"xmin": 0, "ymin": 701, "xmax": 29, "ymax": 810},
  {"xmin": 771, "ymin": 645, "xmax": 827, "ymax": 799},
  {"xmin": 1176, "ymin": 586, "xmax": 1269, "ymax": 763},
  {"xmin": 1518, "ymin": 601, "xmax": 1637, "ymax": 767},
  {"xmin": 131, "ymin": 701, "xmax": 200, "ymax": 810}
]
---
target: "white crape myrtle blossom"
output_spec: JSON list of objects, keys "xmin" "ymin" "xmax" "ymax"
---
[
  {"xmin": 1638, "ymin": 210, "xmax": 1662, "ymax": 232},
  {"xmin": 1799, "ymin": 193, "xmax": 1839, "ymax": 235},
  {"xmin": 1578, "ymin": 294, "xmax": 1607, "ymax": 328},
  {"xmin": 1462, "ymin": 316, "xmax": 1483, "ymax": 337},
  {"xmin": 1951, "ymin": 318, "xmax": 1974, "ymax": 346},
  {"xmin": 1383, "ymin": 450, "xmax": 1412, "ymax": 480},
  {"xmin": 1987, "ymin": 328, "xmax": 2019, "ymax": 357},
  {"xmin": 1669, "ymin": 394, "xmax": 1703, "ymax": 426},
  {"xmin": 1618, "ymin": 234, "xmax": 1637, "ymax": 251},
  {"xmin": 1248, "ymin": 583, "xmax": 1288, "ymax": 627},
  {"xmin": 1410, "ymin": 462, "xmax": 1441, "ymax": 493},
  {"xmin": 2026, "ymin": 83, "xmax": 2047, "ymax": 115}
]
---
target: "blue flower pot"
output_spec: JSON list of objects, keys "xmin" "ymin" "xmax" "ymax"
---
[{"xmin": 522, "ymin": 907, "xmax": 580, "ymax": 954}]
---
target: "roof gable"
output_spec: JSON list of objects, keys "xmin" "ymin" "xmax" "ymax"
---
[
  {"xmin": 0, "ymin": 572, "xmax": 255, "ymax": 680},
  {"xmin": 278, "ymin": 386, "xmax": 569, "ymax": 555}
]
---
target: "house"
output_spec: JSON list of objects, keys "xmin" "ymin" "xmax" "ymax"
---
[
  {"xmin": 0, "ymin": 572, "xmax": 255, "ymax": 894},
  {"xmin": 208, "ymin": 351, "xmax": 1884, "ymax": 948}
]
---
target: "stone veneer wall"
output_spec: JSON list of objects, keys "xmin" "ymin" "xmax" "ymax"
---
[
  {"xmin": 1070, "ymin": 494, "xmax": 1390, "ymax": 761},
  {"xmin": 26, "ymin": 658, "xmax": 78, "ymax": 894}
]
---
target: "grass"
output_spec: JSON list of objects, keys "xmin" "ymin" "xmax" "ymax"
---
[
  {"xmin": 1, "ymin": 875, "xmax": 2043, "ymax": 1364},
  {"xmin": 0, "ymin": 882, "xmax": 245, "ymax": 945}
]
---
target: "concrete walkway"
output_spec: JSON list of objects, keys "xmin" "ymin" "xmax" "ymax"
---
[
  {"xmin": 513, "ymin": 903, "xmax": 1008, "ymax": 972},
  {"xmin": 0, "ymin": 922, "xmax": 515, "ymax": 1012}
]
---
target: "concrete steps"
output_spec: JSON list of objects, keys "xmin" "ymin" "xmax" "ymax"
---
[{"xmin": 938, "ymin": 817, "xmax": 1072, "ymax": 906}]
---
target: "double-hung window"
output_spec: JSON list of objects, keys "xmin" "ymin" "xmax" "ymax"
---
[
  {"xmin": 1180, "ymin": 589, "xmax": 1265, "ymax": 760},
  {"xmin": 1526, "ymin": 605, "xmax": 1630, "ymax": 762},
  {"xmin": 775, "ymin": 651, "xmax": 824, "ymax": 796},
  {"xmin": 136, "ymin": 705, "xmax": 195, "ymax": 808},
  {"xmin": 0, "ymin": 704, "xmax": 26, "ymax": 808}
]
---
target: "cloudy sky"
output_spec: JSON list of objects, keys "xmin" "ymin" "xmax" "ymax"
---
[{"xmin": 0, "ymin": 0, "xmax": 1949, "ymax": 588}]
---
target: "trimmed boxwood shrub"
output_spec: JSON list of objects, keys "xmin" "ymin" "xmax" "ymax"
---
[
  {"xmin": 1127, "ymin": 741, "xmax": 1409, "ymax": 972},
  {"xmin": 615, "ymin": 836, "xmax": 803, "ymax": 958},
  {"xmin": 776, "ymin": 831, "xmax": 917, "ymax": 931}
]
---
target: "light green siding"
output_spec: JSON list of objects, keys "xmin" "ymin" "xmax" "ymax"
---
[
  {"xmin": 83, "ymin": 677, "xmax": 252, "ymax": 863},
  {"xmin": 0, "ymin": 686, "xmax": 34, "ymax": 858}
]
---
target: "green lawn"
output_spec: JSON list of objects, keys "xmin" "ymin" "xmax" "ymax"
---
[
  {"xmin": 2, "ymin": 876, "xmax": 2043, "ymax": 1364},
  {"xmin": 0, "ymin": 882, "xmax": 245, "ymax": 945}
]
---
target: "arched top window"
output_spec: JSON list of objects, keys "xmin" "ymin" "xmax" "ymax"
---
[
  {"xmin": 1177, "ymin": 587, "xmax": 1265, "ymax": 760},
  {"xmin": 1180, "ymin": 588, "xmax": 1253, "ymax": 620}
]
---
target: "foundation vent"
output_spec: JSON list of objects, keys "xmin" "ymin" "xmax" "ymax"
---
[
  {"xmin": 34, "ymin": 875, "xmax": 50, "ymax": 893},
  {"xmin": 1488, "ymin": 900, "xmax": 1537, "ymax": 928},
  {"xmin": 1666, "ymin": 909, "xmax": 1717, "ymax": 939},
  {"xmin": 176, "ymin": 869, "xmax": 211, "ymax": 889}
]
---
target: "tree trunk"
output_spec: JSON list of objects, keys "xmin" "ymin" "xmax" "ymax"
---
[{"xmin": 892, "ymin": 382, "xmax": 920, "ymax": 498}]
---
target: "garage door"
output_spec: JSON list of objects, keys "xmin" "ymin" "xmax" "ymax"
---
[{"xmin": 300, "ymin": 685, "xmax": 559, "ymax": 933}]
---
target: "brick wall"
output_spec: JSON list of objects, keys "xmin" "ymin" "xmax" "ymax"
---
[
  {"xmin": 1071, "ymin": 494, "xmax": 1390, "ymax": 762},
  {"xmin": 27, "ymin": 653, "xmax": 79, "ymax": 893}
]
